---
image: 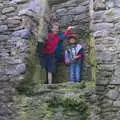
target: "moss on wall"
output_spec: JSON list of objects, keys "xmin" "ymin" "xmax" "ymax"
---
[
  {"xmin": 87, "ymin": 34, "xmax": 97, "ymax": 81},
  {"xmin": 16, "ymin": 36, "xmax": 37, "ymax": 94},
  {"xmin": 16, "ymin": 81, "xmax": 96, "ymax": 120}
]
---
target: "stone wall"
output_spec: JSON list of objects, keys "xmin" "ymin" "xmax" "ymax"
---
[
  {"xmin": 49, "ymin": 0, "xmax": 91, "ymax": 82},
  {"xmin": 92, "ymin": 0, "xmax": 120, "ymax": 119},
  {"xmin": 0, "ymin": 0, "xmax": 48, "ymax": 119},
  {"xmin": 16, "ymin": 82, "xmax": 99, "ymax": 120},
  {"xmin": 0, "ymin": 0, "xmax": 120, "ymax": 120}
]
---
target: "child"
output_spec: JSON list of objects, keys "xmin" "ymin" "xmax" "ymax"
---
[
  {"xmin": 64, "ymin": 35, "xmax": 84, "ymax": 82},
  {"xmin": 55, "ymin": 24, "xmax": 75, "ymax": 62},
  {"xmin": 42, "ymin": 21, "xmax": 74, "ymax": 84}
]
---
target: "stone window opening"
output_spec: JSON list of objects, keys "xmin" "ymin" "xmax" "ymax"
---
[
  {"xmin": 33, "ymin": 0, "xmax": 96, "ymax": 84},
  {"xmin": 9, "ymin": 0, "xmax": 97, "ymax": 90}
]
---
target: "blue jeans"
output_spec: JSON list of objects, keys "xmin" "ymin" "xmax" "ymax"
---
[{"xmin": 69, "ymin": 61, "xmax": 81, "ymax": 82}]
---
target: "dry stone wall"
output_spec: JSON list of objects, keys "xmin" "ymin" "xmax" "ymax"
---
[
  {"xmin": 0, "ymin": 0, "xmax": 46, "ymax": 86},
  {"xmin": 0, "ymin": 0, "xmax": 48, "ymax": 119},
  {"xmin": 17, "ymin": 83, "xmax": 99, "ymax": 120},
  {"xmin": 92, "ymin": 0, "xmax": 120, "ymax": 119},
  {"xmin": 0, "ymin": 0, "xmax": 120, "ymax": 120}
]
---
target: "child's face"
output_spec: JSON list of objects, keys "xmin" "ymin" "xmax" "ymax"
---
[
  {"xmin": 69, "ymin": 38, "xmax": 76, "ymax": 44},
  {"xmin": 51, "ymin": 23, "xmax": 59, "ymax": 34}
]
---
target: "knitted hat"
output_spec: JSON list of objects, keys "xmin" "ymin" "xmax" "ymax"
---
[{"xmin": 68, "ymin": 34, "xmax": 77, "ymax": 39}]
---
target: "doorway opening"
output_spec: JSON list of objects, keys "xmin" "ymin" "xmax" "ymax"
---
[{"xmin": 34, "ymin": 0, "xmax": 96, "ymax": 84}]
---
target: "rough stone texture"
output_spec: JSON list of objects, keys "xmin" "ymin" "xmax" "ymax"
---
[
  {"xmin": 0, "ymin": 81, "xmax": 16, "ymax": 120},
  {"xmin": 0, "ymin": 0, "xmax": 48, "ymax": 119},
  {"xmin": 2, "ymin": 7, "xmax": 16, "ymax": 14},
  {"xmin": 91, "ymin": 0, "xmax": 120, "ymax": 119},
  {"xmin": 0, "ymin": 0, "xmax": 120, "ymax": 120},
  {"xmin": 16, "ymin": 82, "xmax": 99, "ymax": 120}
]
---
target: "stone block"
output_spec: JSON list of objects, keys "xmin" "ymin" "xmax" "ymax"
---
[
  {"xmin": 116, "ymin": 110, "xmax": 120, "ymax": 119},
  {"xmin": 0, "ymin": 15, "xmax": 7, "ymax": 21},
  {"xmin": 12, "ymin": 28, "xmax": 32, "ymax": 38},
  {"xmin": 10, "ymin": 0, "xmax": 28, "ymax": 4},
  {"xmin": 95, "ymin": 37, "xmax": 116, "ymax": 45},
  {"xmin": 106, "ymin": 8, "xmax": 120, "ymax": 17},
  {"xmin": 68, "ymin": 4, "xmax": 86, "ymax": 14},
  {"xmin": 96, "ymin": 86, "xmax": 105, "ymax": 91},
  {"xmin": 0, "ymin": 3, "xmax": 3, "ymax": 8},
  {"xmin": 98, "ymin": 64, "xmax": 116, "ymax": 71},
  {"xmin": 48, "ymin": 0, "xmax": 70, "ymax": 6},
  {"xmin": 18, "ymin": 9, "xmax": 37, "ymax": 19},
  {"xmin": 110, "ymin": 79, "xmax": 120, "ymax": 85},
  {"xmin": 93, "ymin": 30, "xmax": 113, "ymax": 38},
  {"xmin": 115, "ymin": 22, "xmax": 120, "ymax": 31},
  {"xmin": 56, "ymin": 8, "xmax": 67, "ymax": 16},
  {"xmin": 2, "ymin": 7, "xmax": 16, "ymax": 14},
  {"xmin": 0, "ymin": 116, "xmax": 8, "ymax": 120},
  {"xmin": 5, "ymin": 64, "xmax": 26, "ymax": 75},
  {"xmin": 106, "ymin": 89, "xmax": 119, "ymax": 100},
  {"xmin": 6, "ymin": 18, "xmax": 21, "ymax": 25},
  {"xmin": 80, "ymin": 1, "xmax": 89, "ymax": 6},
  {"xmin": 96, "ymin": 52, "xmax": 115, "ymax": 63},
  {"xmin": 113, "ymin": 101, "xmax": 120, "ymax": 107},
  {"xmin": 103, "ymin": 8, "xmax": 120, "ymax": 22},
  {"xmin": 0, "ymin": 25, "xmax": 8, "ymax": 32},
  {"xmin": 114, "ymin": 0, "xmax": 120, "ymax": 7},
  {"xmin": 0, "ymin": 75, "xmax": 10, "ymax": 82},
  {"xmin": 74, "ymin": 13, "xmax": 89, "ymax": 21},
  {"xmin": 0, "ymin": 35, "xmax": 9, "ymax": 41},
  {"xmin": 59, "ymin": 15, "xmax": 73, "ymax": 25},
  {"xmin": 93, "ymin": 11, "xmax": 105, "ymax": 21},
  {"xmin": 6, "ymin": 58, "xmax": 23, "ymax": 65},
  {"xmin": 91, "ymin": 23, "xmax": 114, "ymax": 32},
  {"xmin": 114, "ymin": 69, "xmax": 120, "ymax": 77},
  {"xmin": 96, "ymin": 79, "xmax": 109, "ymax": 86},
  {"xmin": 94, "ymin": 0, "xmax": 106, "ymax": 10},
  {"xmin": 15, "ymin": 39, "xmax": 28, "ymax": 47}
]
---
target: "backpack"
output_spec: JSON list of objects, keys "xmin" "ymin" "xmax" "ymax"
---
[{"xmin": 36, "ymin": 41, "xmax": 44, "ymax": 66}]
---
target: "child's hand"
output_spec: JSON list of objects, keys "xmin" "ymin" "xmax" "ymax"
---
[
  {"xmin": 65, "ymin": 60, "xmax": 70, "ymax": 65},
  {"xmin": 73, "ymin": 55, "xmax": 78, "ymax": 59},
  {"xmin": 67, "ymin": 26, "xmax": 75, "ymax": 31},
  {"xmin": 74, "ymin": 54, "xmax": 81, "ymax": 59}
]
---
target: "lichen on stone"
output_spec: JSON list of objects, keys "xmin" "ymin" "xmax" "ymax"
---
[{"xmin": 16, "ymin": 82, "xmax": 96, "ymax": 120}]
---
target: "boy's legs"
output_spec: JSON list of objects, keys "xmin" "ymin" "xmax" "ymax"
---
[
  {"xmin": 46, "ymin": 54, "xmax": 55, "ymax": 84},
  {"xmin": 48, "ymin": 72, "xmax": 52, "ymax": 84},
  {"xmin": 75, "ymin": 62, "xmax": 81, "ymax": 82},
  {"xmin": 69, "ymin": 63, "xmax": 75, "ymax": 82}
]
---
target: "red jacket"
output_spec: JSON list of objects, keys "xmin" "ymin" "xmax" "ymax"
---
[{"xmin": 42, "ymin": 33, "xmax": 60, "ymax": 54}]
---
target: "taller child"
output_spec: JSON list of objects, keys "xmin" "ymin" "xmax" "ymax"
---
[{"xmin": 42, "ymin": 21, "xmax": 75, "ymax": 84}]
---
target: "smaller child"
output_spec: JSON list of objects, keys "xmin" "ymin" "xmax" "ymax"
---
[{"xmin": 64, "ymin": 35, "xmax": 84, "ymax": 82}]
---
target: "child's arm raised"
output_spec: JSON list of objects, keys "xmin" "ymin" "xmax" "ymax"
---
[
  {"xmin": 59, "ymin": 26, "xmax": 75, "ymax": 41},
  {"xmin": 64, "ymin": 26, "xmax": 75, "ymax": 35},
  {"xmin": 66, "ymin": 26, "xmax": 75, "ymax": 31}
]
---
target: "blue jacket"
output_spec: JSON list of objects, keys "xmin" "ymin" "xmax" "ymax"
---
[
  {"xmin": 55, "ymin": 32, "xmax": 68, "ymax": 59},
  {"xmin": 64, "ymin": 44, "xmax": 83, "ymax": 64}
]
